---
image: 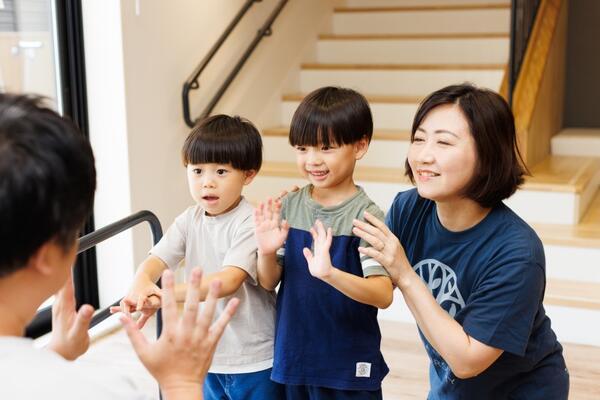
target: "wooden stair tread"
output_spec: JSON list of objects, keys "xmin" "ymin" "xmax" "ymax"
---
[
  {"xmin": 262, "ymin": 127, "xmax": 411, "ymax": 141},
  {"xmin": 556, "ymin": 128, "xmax": 600, "ymax": 139},
  {"xmin": 259, "ymin": 161, "xmax": 410, "ymax": 184},
  {"xmin": 335, "ymin": 4, "xmax": 510, "ymax": 13},
  {"xmin": 533, "ymin": 190, "xmax": 600, "ymax": 248},
  {"xmin": 522, "ymin": 156, "xmax": 600, "ymax": 193},
  {"xmin": 545, "ymin": 279, "xmax": 600, "ymax": 310},
  {"xmin": 301, "ymin": 63, "xmax": 505, "ymax": 71},
  {"xmin": 283, "ymin": 93, "xmax": 422, "ymax": 104},
  {"xmin": 319, "ymin": 33, "xmax": 510, "ymax": 40}
]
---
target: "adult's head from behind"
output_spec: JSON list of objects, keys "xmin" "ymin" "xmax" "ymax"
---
[
  {"xmin": 406, "ymin": 83, "xmax": 525, "ymax": 208},
  {"xmin": 0, "ymin": 93, "xmax": 96, "ymax": 279}
]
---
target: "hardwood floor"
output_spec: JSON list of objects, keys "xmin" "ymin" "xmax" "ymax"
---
[
  {"xmin": 380, "ymin": 320, "xmax": 600, "ymax": 399},
  {"xmin": 79, "ymin": 317, "xmax": 600, "ymax": 399}
]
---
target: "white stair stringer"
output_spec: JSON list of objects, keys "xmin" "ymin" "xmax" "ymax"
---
[
  {"xmin": 316, "ymin": 36, "xmax": 509, "ymax": 65},
  {"xmin": 544, "ymin": 305, "xmax": 600, "ymax": 347},
  {"xmin": 544, "ymin": 244, "xmax": 600, "ymax": 283},
  {"xmin": 506, "ymin": 167, "xmax": 600, "ymax": 225},
  {"xmin": 551, "ymin": 128, "xmax": 600, "ymax": 158},
  {"xmin": 332, "ymin": 7, "xmax": 510, "ymax": 35},
  {"xmin": 299, "ymin": 68, "xmax": 504, "ymax": 97},
  {"xmin": 343, "ymin": 0, "xmax": 510, "ymax": 7},
  {"xmin": 379, "ymin": 297, "xmax": 600, "ymax": 347}
]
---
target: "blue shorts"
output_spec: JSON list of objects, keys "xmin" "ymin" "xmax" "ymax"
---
[
  {"xmin": 285, "ymin": 385, "xmax": 383, "ymax": 400},
  {"xmin": 203, "ymin": 368, "xmax": 284, "ymax": 400}
]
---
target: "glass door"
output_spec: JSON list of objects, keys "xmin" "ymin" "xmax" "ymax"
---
[
  {"xmin": 1, "ymin": 0, "xmax": 99, "ymax": 337},
  {"xmin": 0, "ymin": 0, "xmax": 62, "ymax": 110}
]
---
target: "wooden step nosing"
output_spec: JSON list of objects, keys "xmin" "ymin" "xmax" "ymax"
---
[
  {"xmin": 545, "ymin": 279, "xmax": 600, "ymax": 311},
  {"xmin": 522, "ymin": 157, "xmax": 600, "ymax": 194},
  {"xmin": 539, "ymin": 236, "xmax": 600, "ymax": 249},
  {"xmin": 520, "ymin": 182, "xmax": 581, "ymax": 193},
  {"xmin": 334, "ymin": 4, "xmax": 510, "ymax": 14},
  {"xmin": 301, "ymin": 63, "xmax": 505, "ymax": 71},
  {"xmin": 318, "ymin": 33, "xmax": 510, "ymax": 41},
  {"xmin": 544, "ymin": 297, "xmax": 600, "ymax": 311}
]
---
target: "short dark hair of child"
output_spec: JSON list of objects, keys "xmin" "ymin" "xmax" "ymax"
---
[
  {"xmin": 0, "ymin": 93, "xmax": 96, "ymax": 277},
  {"xmin": 407, "ymin": 83, "xmax": 526, "ymax": 208},
  {"xmin": 182, "ymin": 114, "xmax": 262, "ymax": 172},
  {"xmin": 289, "ymin": 86, "xmax": 373, "ymax": 147}
]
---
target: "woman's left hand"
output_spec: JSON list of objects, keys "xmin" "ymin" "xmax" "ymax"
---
[{"xmin": 352, "ymin": 211, "xmax": 411, "ymax": 288}]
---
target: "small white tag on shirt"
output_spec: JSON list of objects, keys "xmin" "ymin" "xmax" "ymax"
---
[{"xmin": 356, "ymin": 362, "xmax": 371, "ymax": 378}]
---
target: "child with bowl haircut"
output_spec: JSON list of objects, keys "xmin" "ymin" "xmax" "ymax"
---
[
  {"xmin": 114, "ymin": 115, "xmax": 283, "ymax": 399},
  {"xmin": 255, "ymin": 87, "xmax": 393, "ymax": 399}
]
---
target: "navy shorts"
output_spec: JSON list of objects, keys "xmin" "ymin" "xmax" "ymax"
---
[{"xmin": 203, "ymin": 368, "xmax": 284, "ymax": 400}]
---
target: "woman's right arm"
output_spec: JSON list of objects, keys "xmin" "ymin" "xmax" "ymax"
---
[{"xmin": 352, "ymin": 212, "xmax": 503, "ymax": 379}]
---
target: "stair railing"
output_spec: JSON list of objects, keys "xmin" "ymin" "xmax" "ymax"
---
[
  {"xmin": 182, "ymin": 0, "xmax": 289, "ymax": 128},
  {"xmin": 25, "ymin": 210, "xmax": 163, "ymax": 339},
  {"xmin": 508, "ymin": 0, "xmax": 541, "ymax": 107}
]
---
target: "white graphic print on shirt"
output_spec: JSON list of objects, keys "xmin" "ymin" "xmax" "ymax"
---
[{"xmin": 413, "ymin": 259, "xmax": 465, "ymax": 318}]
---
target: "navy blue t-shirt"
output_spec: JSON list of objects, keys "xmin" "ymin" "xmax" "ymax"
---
[
  {"xmin": 387, "ymin": 189, "xmax": 568, "ymax": 400},
  {"xmin": 272, "ymin": 186, "xmax": 389, "ymax": 391}
]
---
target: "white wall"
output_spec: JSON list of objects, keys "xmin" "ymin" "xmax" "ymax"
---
[
  {"xmin": 83, "ymin": 0, "xmax": 332, "ymax": 306},
  {"xmin": 83, "ymin": 0, "xmax": 134, "ymax": 307}
]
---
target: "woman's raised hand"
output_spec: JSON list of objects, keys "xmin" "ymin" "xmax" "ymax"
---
[{"xmin": 352, "ymin": 211, "xmax": 411, "ymax": 287}]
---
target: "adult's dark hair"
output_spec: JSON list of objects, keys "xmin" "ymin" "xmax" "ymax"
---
[
  {"xmin": 182, "ymin": 114, "xmax": 262, "ymax": 172},
  {"xmin": 289, "ymin": 86, "xmax": 373, "ymax": 147},
  {"xmin": 0, "ymin": 93, "xmax": 96, "ymax": 277},
  {"xmin": 406, "ymin": 83, "xmax": 526, "ymax": 208}
]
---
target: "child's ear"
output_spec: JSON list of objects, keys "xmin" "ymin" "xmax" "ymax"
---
[
  {"xmin": 243, "ymin": 169, "xmax": 257, "ymax": 185},
  {"xmin": 354, "ymin": 136, "xmax": 369, "ymax": 160}
]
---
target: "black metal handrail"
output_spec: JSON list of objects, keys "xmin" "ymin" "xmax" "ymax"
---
[
  {"xmin": 25, "ymin": 210, "xmax": 163, "ymax": 338},
  {"xmin": 182, "ymin": 0, "xmax": 288, "ymax": 127},
  {"xmin": 508, "ymin": 0, "xmax": 541, "ymax": 107}
]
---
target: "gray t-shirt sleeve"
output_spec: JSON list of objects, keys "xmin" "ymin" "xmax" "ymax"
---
[
  {"xmin": 359, "ymin": 204, "xmax": 390, "ymax": 278},
  {"xmin": 222, "ymin": 214, "xmax": 258, "ymax": 285},
  {"xmin": 150, "ymin": 208, "xmax": 190, "ymax": 270}
]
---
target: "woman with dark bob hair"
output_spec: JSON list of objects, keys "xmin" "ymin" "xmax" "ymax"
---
[{"xmin": 352, "ymin": 83, "xmax": 569, "ymax": 399}]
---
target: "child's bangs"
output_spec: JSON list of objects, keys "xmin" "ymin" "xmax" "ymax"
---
[
  {"xmin": 289, "ymin": 111, "xmax": 343, "ymax": 147},
  {"xmin": 183, "ymin": 135, "xmax": 239, "ymax": 167}
]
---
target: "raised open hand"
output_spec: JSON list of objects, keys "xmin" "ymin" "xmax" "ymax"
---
[
  {"xmin": 120, "ymin": 267, "xmax": 239, "ymax": 398},
  {"xmin": 254, "ymin": 197, "xmax": 290, "ymax": 255},
  {"xmin": 303, "ymin": 219, "xmax": 334, "ymax": 279},
  {"xmin": 47, "ymin": 272, "xmax": 94, "ymax": 360}
]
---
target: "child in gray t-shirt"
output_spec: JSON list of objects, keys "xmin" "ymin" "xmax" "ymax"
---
[{"xmin": 112, "ymin": 115, "xmax": 283, "ymax": 399}]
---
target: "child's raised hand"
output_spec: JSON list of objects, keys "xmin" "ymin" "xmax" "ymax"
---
[
  {"xmin": 254, "ymin": 197, "xmax": 290, "ymax": 255},
  {"xmin": 303, "ymin": 219, "xmax": 334, "ymax": 279}
]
